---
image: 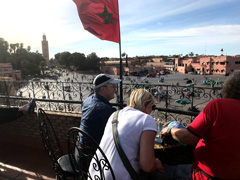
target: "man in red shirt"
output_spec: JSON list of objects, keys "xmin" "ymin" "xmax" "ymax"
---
[{"xmin": 161, "ymin": 70, "xmax": 240, "ymax": 180}]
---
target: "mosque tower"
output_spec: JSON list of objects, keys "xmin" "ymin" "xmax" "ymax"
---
[{"xmin": 41, "ymin": 34, "xmax": 49, "ymax": 65}]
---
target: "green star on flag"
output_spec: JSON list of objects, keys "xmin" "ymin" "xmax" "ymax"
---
[{"xmin": 98, "ymin": 5, "xmax": 113, "ymax": 24}]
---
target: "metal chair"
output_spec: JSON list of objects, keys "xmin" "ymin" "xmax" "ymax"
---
[
  {"xmin": 68, "ymin": 127, "xmax": 115, "ymax": 180},
  {"xmin": 37, "ymin": 108, "xmax": 75, "ymax": 180}
]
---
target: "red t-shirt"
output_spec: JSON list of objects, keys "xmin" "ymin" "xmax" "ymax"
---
[{"xmin": 188, "ymin": 98, "xmax": 240, "ymax": 179}]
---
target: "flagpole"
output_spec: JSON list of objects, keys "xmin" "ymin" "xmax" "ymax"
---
[
  {"xmin": 117, "ymin": 0, "xmax": 123, "ymax": 109},
  {"xmin": 119, "ymin": 42, "xmax": 123, "ymax": 109}
]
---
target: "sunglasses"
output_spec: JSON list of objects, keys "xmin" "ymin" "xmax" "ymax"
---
[
  {"xmin": 103, "ymin": 85, "xmax": 117, "ymax": 89},
  {"xmin": 152, "ymin": 105, "xmax": 156, "ymax": 110}
]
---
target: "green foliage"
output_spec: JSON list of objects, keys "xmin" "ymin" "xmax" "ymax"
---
[
  {"xmin": 189, "ymin": 52, "xmax": 194, "ymax": 57},
  {"xmin": 0, "ymin": 38, "xmax": 10, "ymax": 63},
  {"xmin": 86, "ymin": 52, "xmax": 100, "ymax": 71},
  {"xmin": 54, "ymin": 53, "xmax": 61, "ymax": 62},
  {"xmin": 1, "ymin": 37, "xmax": 100, "ymax": 76},
  {"xmin": 72, "ymin": 52, "xmax": 86, "ymax": 71},
  {"xmin": 100, "ymin": 57, "xmax": 109, "ymax": 62},
  {"xmin": 0, "ymin": 37, "xmax": 46, "ymax": 77},
  {"xmin": 58, "ymin": 51, "xmax": 72, "ymax": 68},
  {"xmin": 56, "ymin": 51, "xmax": 100, "ymax": 71}
]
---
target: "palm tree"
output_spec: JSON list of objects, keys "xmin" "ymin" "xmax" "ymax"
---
[
  {"xmin": 121, "ymin": 52, "xmax": 128, "ymax": 67},
  {"xmin": 189, "ymin": 52, "xmax": 194, "ymax": 57},
  {"xmin": 27, "ymin": 46, "xmax": 31, "ymax": 52},
  {"xmin": 10, "ymin": 44, "xmax": 16, "ymax": 54}
]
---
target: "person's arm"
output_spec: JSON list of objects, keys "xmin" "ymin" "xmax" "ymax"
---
[
  {"xmin": 0, "ymin": 107, "xmax": 21, "ymax": 124},
  {"xmin": 139, "ymin": 130, "xmax": 164, "ymax": 173},
  {"xmin": 160, "ymin": 127, "xmax": 199, "ymax": 146}
]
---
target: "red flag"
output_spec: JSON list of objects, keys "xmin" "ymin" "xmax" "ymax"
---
[
  {"xmin": 73, "ymin": 0, "xmax": 120, "ymax": 43},
  {"xmin": 221, "ymin": 48, "xmax": 223, "ymax": 52}
]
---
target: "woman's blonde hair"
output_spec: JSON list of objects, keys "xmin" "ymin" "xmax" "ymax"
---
[{"xmin": 128, "ymin": 89, "xmax": 155, "ymax": 112}]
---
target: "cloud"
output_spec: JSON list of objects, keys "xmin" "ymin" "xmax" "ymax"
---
[
  {"xmin": 119, "ymin": 0, "xmax": 228, "ymax": 27},
  {"xmin": 124, "ymin": 25, "xmax": 240, "ymax": 43},
  {"xmin": 1, "ymin": 0, "xmax": 239, "ymax": 58}
]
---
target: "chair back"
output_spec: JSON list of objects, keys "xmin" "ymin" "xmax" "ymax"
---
[
  {"xmin": 37, "ymin": 108, "xmax": 74, "ymax": 179},
  {"xmin": 68, "ymin": 127, "xmax": 115, "ymax": 180}
]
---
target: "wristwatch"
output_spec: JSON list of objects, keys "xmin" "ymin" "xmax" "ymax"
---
[{"xmin": 167, "ymin": 127, "xmax": 172, "ymax": 136}]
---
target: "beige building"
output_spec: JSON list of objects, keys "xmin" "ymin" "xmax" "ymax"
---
[
  {"xmin": 100, "ymin": 58, "xmax": 140, "ymax": 75},
  {"xmin": 0, "ymin": 63, "xmax": 22, "ymax": 80},
  {"xmin": 150, "ymin": 56, "xmax": 175, "ymax": 72},
  {"xmin": 100, "ymin": 56, "xmax": 169, "ymax": 75},
  {"xmin": 175, "ymin": 56, "xmax": 240, "ymax": 75},
  {"xmin": 99, "ymin": 55, "xmax": 240, "ymax": 76}
]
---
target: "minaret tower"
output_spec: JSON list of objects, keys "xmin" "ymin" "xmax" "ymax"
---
[{"xmin": 41, "ymin": 34, "xmax": 49, "ymax": 65}]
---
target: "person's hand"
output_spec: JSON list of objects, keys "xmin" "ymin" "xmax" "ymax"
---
[
  {"xmin": 155, "ymin": 158, "xmax": 165, "ymax": 173},
  {"xmin": 160, "ymin": 127, "xmax": 170, "ymax": 138},
  {"xmin": 163, "ymin": 123, "xmax": 168, "ymax": 128}
]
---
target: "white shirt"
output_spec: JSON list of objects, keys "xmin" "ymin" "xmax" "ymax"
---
[{"xmin": 89, "ymin": 106, "xmax": 157, "ymax": 180}]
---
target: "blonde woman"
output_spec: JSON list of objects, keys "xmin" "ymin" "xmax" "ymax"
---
[{"xmin": 89, "ymin": 89, "xmax": 168, "ymax": 180}]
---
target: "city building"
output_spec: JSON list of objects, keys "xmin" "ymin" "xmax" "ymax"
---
[
  {"xmin": 41, "ymin": 34, "xmax": 49, "ymax": 64},
  {"xmin": 175, "ymin": 55, "xmax": 240, "ymax": 75},
  {"xmin": 100, "ymin": 56, "xmax": 169, "ymax": 75},
  {"xmin": 0, "ymin": 63, "xmax": 22, "ymax": 80},
  {"xmin": 150, "ymin": 56, "xmax": 175, "ymax": 73},
  {"xmin": 92, "ymin": 55, "xmax": 240, "ymax": 76},
  {"xmin": 100, "ymin": 57, "xmax": 139, "ymax": 75}
]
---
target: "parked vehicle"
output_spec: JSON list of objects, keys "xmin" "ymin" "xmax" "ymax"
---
[
  {"xmin": 130, "ymin": 72, "xmax": 140, "ymax": 76},
  {"xmin": 146, "ymin": 73, "xmax": 156, "ymax": 77}
]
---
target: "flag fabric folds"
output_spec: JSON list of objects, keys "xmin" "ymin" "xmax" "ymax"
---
[{"xmin": 73, "ymin": 0, "xmax": 120, "ymax": 43}]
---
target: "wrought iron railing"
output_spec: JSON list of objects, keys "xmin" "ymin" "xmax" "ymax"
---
[{"xmin": 0, "ymin": 80, "xmax": 222, "ymax": 125}]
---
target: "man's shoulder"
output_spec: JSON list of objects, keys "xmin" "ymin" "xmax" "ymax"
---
[
  {"xmin": 83, "ymin": 97, "xmax": 111, "ymax": 109},
  {"xmin": 94, "ymin": 100, "xmax": 112, "ymax": 110},
  {"xmin": 83, "ymin": 95, "xmax": 96, "ymax": 104},
  {"xmin": 209, "ymin": 98, "xmax": 233, "ymax": 106},
  {"xmin": 92, "ymin": 94, "xmax": 111, "ymax": 106}
]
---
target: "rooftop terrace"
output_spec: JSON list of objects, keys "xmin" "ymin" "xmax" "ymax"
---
[{"xmin": 0, "ymin": 134, "xmax": 55, "ymax": 180}]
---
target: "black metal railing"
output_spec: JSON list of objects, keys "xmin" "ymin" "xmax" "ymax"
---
[{"xmin": 0, "ymin": 80, "xmax": 222, "ymax": 125}]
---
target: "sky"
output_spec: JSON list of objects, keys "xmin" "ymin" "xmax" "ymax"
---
[{"xmin": 0, "ymin": 0, "xmax": 240, "ymax": 59}]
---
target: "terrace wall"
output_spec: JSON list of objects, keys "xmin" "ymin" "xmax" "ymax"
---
[{"xmin": 0, "ymin": 111, "xmax": 81, "ymax": 149}]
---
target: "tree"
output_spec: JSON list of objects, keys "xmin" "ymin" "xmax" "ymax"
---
[
  {"xmin": 38, "ymin": 56, "xmax": 46, "ymax": 74},
  {"xmin": 100, "ymin": 57, "xmax": 109, "ymax": 62},
  {"xmin": 0, "ymin": 38, "xmax": 10, "ymax": 62},
  {"xmin": 58, "ymin": 52, "xmax": 72, "ymax": 68},
  {"xmin": 86, "ymin": 52, "xmax": 100, "ymax": 71},
  {"xmin": 122, "ymin": 52, "xmax": 128, "ymax": 67},
  {"xmin": 54, "ymin": 53, "xmax": 61, "ymax": 62},
  {"xmin": 27, "ymin": 46, "xmax": 31, "ymax": 52},
  {"xmin": 189, "ymin": 52, "xmax": 194, "ymax": 57},
  {"xmin": 0, "ymin": 38, "xmax": 46, "ymax": 78},
  {"xmin": 72, "ymin": 52, "xmax": 86, "ymax": 71}
]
